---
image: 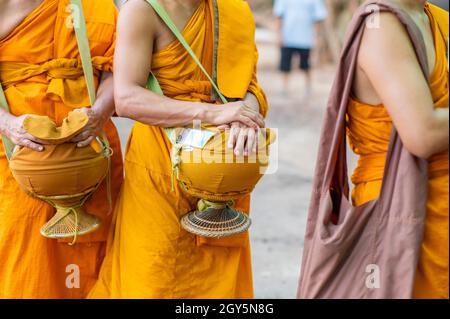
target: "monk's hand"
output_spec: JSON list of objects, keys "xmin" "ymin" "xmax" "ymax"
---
[
  {"xmin": 219, "ymin": 122, "xmax": 261, "ymax": 156},
  {"xmin": 0, "ymin": 114, "xmax": 45, "ymax": 152},
  {"xmin": 212, "ymin": 101, "xmax": 265, "ymax": 130},
  {"xmin": 71, "ymin": 107, "xmax": 108, "ymax": 148}
]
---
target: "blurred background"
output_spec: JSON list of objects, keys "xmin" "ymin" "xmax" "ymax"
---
[{"xmin": 113, "ymin": 0, "xmax": 448, "ymax": 298}]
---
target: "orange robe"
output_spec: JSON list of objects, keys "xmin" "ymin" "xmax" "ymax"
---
[
  {"xmin": 0, "ymin": 0, "xmax": 123, "ymax": 298},
  {"xmin": 347, "ymin": 3, "xmax": 449, "ymax": 299},
  {"xmin": 89, "ymin": 0, "xmax": 268, "ymax": 298}
]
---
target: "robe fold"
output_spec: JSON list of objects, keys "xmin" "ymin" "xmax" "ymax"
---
[
  {"xmin": 89, "ymin": 0, "xmax": 268, "ymax": 299},
  {"xmin": 346, "ymin": 3, "xmax": 449, "ymax": 299},
  {"xmin": 0, "ymin": 0, "xmax": 123, "ymax": 298}
]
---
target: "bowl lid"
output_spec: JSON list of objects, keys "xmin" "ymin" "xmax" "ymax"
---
[{"xmin": 23, "ymin": 111, "xmax": 89, "ymax": 144}]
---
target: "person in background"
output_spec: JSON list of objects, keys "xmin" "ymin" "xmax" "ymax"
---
[{"xmin": 274, "ymin": 0, "xmax": 327, "ymax": 97}]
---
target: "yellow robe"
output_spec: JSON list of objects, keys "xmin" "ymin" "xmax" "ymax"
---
[
  {"xmin": 347, "ymin": 3, "xmax": 449, "ymax": 299},
  {"xmin": 89, "ymin": 0, "xmax": 268, "ymax": 298},
  {"xmin": 0, "ymin": 0, "xmax": 123, "ymax": 298}
]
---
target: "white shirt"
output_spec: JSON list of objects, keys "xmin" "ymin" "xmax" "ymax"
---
[{"xmin": 274, "ymin": 0, "xmax": 328, "ymax": 49}]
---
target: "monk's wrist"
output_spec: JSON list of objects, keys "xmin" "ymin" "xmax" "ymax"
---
[
  {"xmin": 0, "ymin": 112, "xmax": 13, "ymax": 135},
  {"xmin": 244, "ymin": 92, "xmax": 260, "ymax": 114},
  {"xmin": 90, "ymin": 103, "xmax": 112, "ymax": 127}
]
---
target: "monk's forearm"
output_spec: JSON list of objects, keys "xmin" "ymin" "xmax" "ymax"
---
[
  {"xmin": 405, "ymin": 108, "xmax": 449, "ymax": 159},
  {"xmin": 91, "ymin": 72, "xmax": 115, "ymax": 124},
  {"xmin": 247, "ymin": 80, "xmax": 269, "ymax": 118},
  {"xmin": 0, "ymin": 108, "xmax": 13, "ymax": 135},
  {"xmin": 115, "ymin": 85, "xmax": 216, "ymax": 127},
  {"xmin": 425, "ymin": 108, "xmax": 449, "ymax": 156}
]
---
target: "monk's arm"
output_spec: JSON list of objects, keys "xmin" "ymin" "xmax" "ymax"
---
[
  {"xmin": 94, "ymin": 71, "xmax": 115, "ymax": 121},
  {"xmin": 70, "ymin": 71, "xmax": 116, "ymax": 147},
  {"xmin": 357, "ymin": 13, "xmax": 449, "ymax": 159},
  {"xmin": 114, "ymin": 1, "xmax": 264, "ymax": 129}
]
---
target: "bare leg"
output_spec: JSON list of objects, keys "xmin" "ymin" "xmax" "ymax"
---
[
  {"xmin": 281, "ymin": 72, "xmax": 290, "ymax": 95},
  {"xmin": 304, "ymin": 69, "xmax": 312, "ymax": 98}
]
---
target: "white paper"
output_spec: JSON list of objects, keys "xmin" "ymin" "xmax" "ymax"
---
[{"xmin": 178, "ymin": 128, "xmax": 216, "ymax": 149}]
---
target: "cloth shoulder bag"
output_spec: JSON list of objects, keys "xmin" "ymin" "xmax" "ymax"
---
[{"xmin": 297, "ymin": 0, "xmax": 430, "ymax": 299}]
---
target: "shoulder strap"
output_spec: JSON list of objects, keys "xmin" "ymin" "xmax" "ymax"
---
[
  {"xmin": 70, "ymin": 0, "xmax": 112, "ymax": 210},
  {"xmin": 69, "ymin": 0, "xmax": 109, "ymax": 145},
  {"xmin": 145, "ymin": 0, "xmax": 228, "ymax": 104},
  {"xmin": 70, "ymin": 0, "xmax": 97, "ymax": 105}
]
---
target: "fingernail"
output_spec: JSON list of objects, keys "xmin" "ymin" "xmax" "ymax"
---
[
  {"xmin": 77, "ymin": 143, "xmax": 82, "ymax": 147},
  {"xmin": 235, "ymin": 150, "xmax": 240, "ymax": 156}
]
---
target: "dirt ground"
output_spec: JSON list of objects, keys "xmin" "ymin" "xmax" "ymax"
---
[
  {"xmin": 112, "ymin": 28, "xmax": 339, "ymax": 299},
  {"xmin": 247, "ymin": 30, "xmax": 338, "ymax": 299}
]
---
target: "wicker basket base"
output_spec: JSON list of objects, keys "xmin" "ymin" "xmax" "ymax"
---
[
  {"xmin": 181, "ymin": 205, "xmax": 251, "ymax": 238},
  {"xmin": 40, "ymin": 207, "xmax": 101, "ymax": 240}
]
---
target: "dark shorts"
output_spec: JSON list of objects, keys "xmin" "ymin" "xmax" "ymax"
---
[{"xmin": 280, "ymin": 47, "xmax": 311, "ymax": 72}]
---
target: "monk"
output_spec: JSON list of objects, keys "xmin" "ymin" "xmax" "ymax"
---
[
  {"xmin": 89, "ymin": 0, "xmax": 268, "ymax": 298},
  {"xmin": 0, "ymin": 0, "xmax": 123, "ymax": 298},
  {"xmin": 347, "ymin": 0, "xmax": 449, "ymax": 298}
]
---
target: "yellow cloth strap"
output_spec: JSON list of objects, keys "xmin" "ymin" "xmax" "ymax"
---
[
  {"xmin": 44, "ymin": 206, "xmax": 82, "ymax": 246},
  {"xmin": 197, "ymin": 199, "xmax": 234, "ymax": 212},
  {"xmin": 70, "ymin": 0, "xmax": 112, "ymax": 213},
  {"xmin": 71, "ymin": 0, "xmax": 96, "ymax": 105}
]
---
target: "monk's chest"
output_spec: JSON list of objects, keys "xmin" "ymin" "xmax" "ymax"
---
[
  {"xmin": 153, "ymin": 2, "xmax": 202, "ymax": 52},
  {"xmin": 0, "ymin": 0, "xmax": 44, "ymax": 41}
]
